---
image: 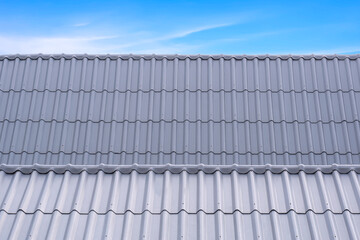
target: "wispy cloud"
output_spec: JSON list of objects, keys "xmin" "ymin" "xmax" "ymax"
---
[
  {"xmin": 220, "ymin": 30, "xmax": 285, "ymax": 43},
  {"xmin": 0, "ymin": 21, "xmax": 238, "ymax": 54},
  {"xmin": 162, "ymin": 23, "xmax": 235, "ymax": 40},
  {"xmin": 103, "ymin": 22, "xmax": 237, "ymax": 52},
  {"xmin": 218, "ymin": 25, "xmax": 326, "ymax": 43},
  {"xmin": 73, "ymin": 22, "xmax": 90, "ymax": 27},
  {"xmin": 0, "ymin": 35, "xmax": 118, "ymax": 54},
  {"xmin": 127, "ymin": 43, "xmax": 199, "ymax": 54}
]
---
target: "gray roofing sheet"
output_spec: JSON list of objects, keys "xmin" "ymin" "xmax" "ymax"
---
[
  {"xmin": 2, "ymin": 211, "xmax": 359, "ymax": 240},
  {"xmin": 1, "ymin": 166, "xmax": 360, "ymax": 240},
  {"xmin": 0, "ymin": 54, "xmax": 360, "ymax": 165},
  {"xmin": 0, "ymin": 169, "xmax": 359, "ymax": 214}
]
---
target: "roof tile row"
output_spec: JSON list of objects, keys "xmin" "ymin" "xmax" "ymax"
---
[
  {"xmin": 1, "ymin": 170, "xmax": 359, "ymax": 214},
  {"xmin": 1, "ymin": 56, "xmax": 359, "ymax": 92},
  {"xmin": 1, "ymin": 90, "xmax": 360, "ymax": 123}
]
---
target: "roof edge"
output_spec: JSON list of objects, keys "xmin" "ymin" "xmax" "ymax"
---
[
  {"xmin": 2, "ymin": 163, "xmax": 360, "ymax": 174},
  {"xmin": 1, "ymin": 54, "xmax": 360, "ymax": 61}
]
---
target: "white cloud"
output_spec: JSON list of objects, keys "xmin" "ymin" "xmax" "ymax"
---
[
  {"xmin": 220, "ymin": 30, "xmax": 285, "ymax": 42},
  {"xmin": 73, "ymin": 22, "xmax": 90, "ymax": 27},
  {"xmin": 100, "ymin": 22, "xmax": 236, "ymax": 52},
  {"xmin": 0, "ymin": 35, "xmax": 118, "ymax": 54},
  {"xmin": 0, "ymin": 34, "xmax": 200, "ymax": 54},
  {"xmin": 161, "ymin": 23, "xmax": 235, "ymax": 40},
  {"xmin": 0, "ymin": 21, "xmax": 241, "ymax": 54},
  {"xmin": 121, "ymin": 43, "xmax": 200, "ymax": 54},
  {"xmin": 0, "ymin": 21, "xmax": 235, "ymax": 54}
]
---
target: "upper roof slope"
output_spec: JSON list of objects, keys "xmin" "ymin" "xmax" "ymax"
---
[{"xmin": 0, "ymin": 54, "xmax": 359, "ymax": 165}]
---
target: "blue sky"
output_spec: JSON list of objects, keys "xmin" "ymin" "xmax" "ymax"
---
[{"xmin": 0, "ymin": 0, "xmax": 359, "ymax": 54}]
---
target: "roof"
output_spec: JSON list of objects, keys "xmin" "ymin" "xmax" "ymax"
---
[{"xmin": 1, "ymin": 54, "xmax": 360, "ymax": 239}]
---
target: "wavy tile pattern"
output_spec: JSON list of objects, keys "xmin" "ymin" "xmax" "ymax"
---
[
  {"xmin": 0, "ymin": 211, "xmax": 359, "ymax": 240},
  {"xmin": 0, "ymin": 55, "xmax": 359, "ymax": 165},
  {"xmin": 1, "ymin": 121, "xmax": 359, "ymax": 154},
  {"xmin": 0, "ymin": 170, "xmax": 360, "ymax": 214},
  {"xmin": 2, "ymin": 152, "xmax": 360, "ymax": 165},
  {"xmin": 0, "ymin": 121, "xmax": 359, "ymax": 164},
  {"xmin": 1, "ymin": 91, "xmax": 360, "ymax": 123},
  {"xmin": 1, "ymin": 56, "xmax": 360, "ymax": 92}
]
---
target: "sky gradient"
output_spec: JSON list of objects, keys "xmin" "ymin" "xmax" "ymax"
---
[{"xmin": 0, "ymin": 0, "xmax": 359, "ymax": 54}]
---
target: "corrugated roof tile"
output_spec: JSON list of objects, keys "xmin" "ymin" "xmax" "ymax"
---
[
  {"xmin": 1, "ymin": 91, "xmax": 360, "ymax": 123},
  {"xmin": 0, "ymin": 211, "xmax": 359, "ymax": 240},
  {"xmin": 1, "ymin": 55, "xmax": 360, "ymax": 92},
  {"xmin": 0, "ymin": 170, "xmax": 359, "ymax": 214}
]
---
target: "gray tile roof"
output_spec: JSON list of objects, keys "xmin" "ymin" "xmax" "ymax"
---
[
  {"xmin": 1, "ymin": 54, "xmax": 360, "ymax": 239},
  {"xmin": 0, "ymin": 54, "xmax": 360, "ymax": 165}
]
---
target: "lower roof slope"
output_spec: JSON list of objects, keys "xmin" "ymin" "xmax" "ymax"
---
[{"xmin": 1, "ymin": 165, "xmax": 360, "ymax": 240}]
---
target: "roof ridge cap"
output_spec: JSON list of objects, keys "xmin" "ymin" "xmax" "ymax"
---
[
  {"xmin": 1, "ymin": 163, "xmax": 360, "ymax": 174},
  {"xmin": 1, "ymin": 54, "xmax": 360, "ymax": 60}
]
